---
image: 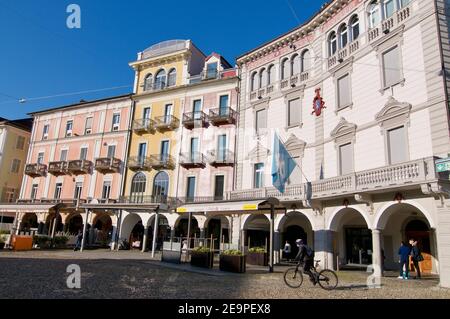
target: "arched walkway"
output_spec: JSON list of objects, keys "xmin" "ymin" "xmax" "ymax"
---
[
  {"xmin": 206, "ymin": 216, "xmax": 230, "ymax": 249},
  {"xmin": 277, "ymin": 211, "xmax": 314, "ymax": 260},
  {"xmin": 147, "ymin": 214, "xmax": 170, "ymax": 251},
  {"xmin": 120, "ymin": 213, "xmax": 144, "ymax": 249},
  {"xmin": 20, "ymin": 213, "xmax": 38, "ymax": 233},
  {"xmin": 93, "ymin": 213, "xmax": 113, "ymax": 246},
  {"xmin": 243, "ymin": 214, "xmax": 270, "ymax": 250},
  {"xmin": 45, "ymin": 213, "xmax": 63, "ymax": 236},
  {"xmin": 66, "ymin": 213, "xmax": 83, "ymax": 235}
]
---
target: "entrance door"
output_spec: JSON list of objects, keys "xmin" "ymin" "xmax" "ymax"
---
[
  {"xmin": 345, "ymin": 228, "xmax": 373, "ymax": 265},
  {"xmin": 406, "ymin": 220, "xmax": 432, "ymax": 274}
]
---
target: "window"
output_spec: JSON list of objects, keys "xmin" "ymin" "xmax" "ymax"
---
[
  {"xmin": 382, "ymin": 46, "xmax": 401, "ymax": 88},
  {"xmin": 154, "ymin": 69, "xmax": 166, "ymax": 90},
  {"xmin": 350, "ymin": 15, "xmax": 360, "ymax": 41},
  {"xmin": 255, "ymin": 108, "xmax": 267, "ymax": 134},
  {"xmin": 214, "ymin": 175, "xmax": 225, "ymax": 200},
  {"xmin": 281, "ymin": 58, "xmax": 289, "ymax": 80},
  {"xmin": 167, "ymin": 68, "xmax": 177, "ymax": 87},
  {"xmin": 384, "ymin": 0, "xmax": 395, "ymax": 18},
  {"xmin": 339, "ymin": 143, "xmax": 354, "ymax": 175},
  {"xmin": 4, "ymin": 188, "xmax": 16, "ymax": 203},
  {"xmin": 54, "ymin": 183, "xmax": 62, "ymax": 199},
  {"xmin": 329, "ymin": 32, "xmax": 337, "ymax": 56},
  {"xmin": 301, "ymin": 50, "xmax": 311, "ymax": 72},
  {"xmin": 60, "ymin": 149, "xmax": 68, "ymax": 162},
  {"xmin": 219, "ymin": 95, "xmax": 229, "ymax": 114},
  {"xmin": 368, "ymin": 1, "xmax": 381, "ymax": 28},
  {"xmin": 112, "ymin": 113, "xmax": 120, "ymax": 131},
  {"xmin": 337, "ymin": 74, "xmax": 351, "ymax": 108},
  {"xmin": 206, "ymin": 62, "xmax": 218, "ymax": 79},
  {"xmin": 153, "ymin": 171, "xmax": 169, "ymax": 201},
  {"xmin": 186, "ymin": 176, "xmax": 196, "ymax": 202},
  {"xmin": 10, "ymin": 159, "xmax": 21, "ymax": 173},
  {"xmin": 254, "ymin": 163, "xmax": 264, "ymax": 188},
  {"xmin": 251, "ymin": 72, "xmax": 258, "ymax": 91},
  {"xmin": 339, "ymin": 24, "xmax": 348, "ymax": 48},
  {"xmin": 190, "ymin": 138, "xmax": 199, "ymax": 161},
  {"xmin": 85, "ymin": 117, "xmax": 93, "ymax": 135},
  {"xmin": 80, "ymin": 147, "xmax": 88, "ymax": 161},
  {"xmin": 259, "ymin": 68, "xmax": 267, "ymax": 88},
  {"xmin": 387, "ymin": 126, "xmax": 407, "ymax": 164},
  {"xmin": 291, "ymin": 54, "xmax": 300, "ymax": 76},
  {"xmin": 102, "ymin": 181, "xmax": 111, "ymax": 200},
  {"xmin": 138, "ymin": 143, "xmax": 147, "ymax": 164},
  {"xmin": 218, "ymin": 135, "xmax": 227, "ymax": 161},
  {"xmin": 65, "ymin": 120, "xmax": 73, "ymax": 137},
  {"xmin": 143, "ymin": 107, "xmax": 151, "ymax": 119},
  {"xmin": 164, "ymin": 104, "xmax": 172, "ymax": 123},
  {"xmin": 400, "ymin": 0, "xmax": 410, "ymax": 8},
  {"xmin": 74, "ymin": 182, "xmax": 83, "ymax": 199},
  {"xmin": 107, "ymin": 145, "xmax": 116, "ymax": 158},
  {"xmin": 130, "ymin": 172, "xmax": 146, "ymax": 203},
  {"xmin": 144, "ymin": 74, "xmax": 153, "ymax": 91},
  {"xmin": 37, "ymin": 152, "xmax": 44, "ymax": 164},
  {"xmin": 267, "ymin": 65, "xmax": 275, "ymax": 84},
  {"xmin": 160, "ymin": 140, "xmax": 169, "ymax": 161},
  {"xmin": 16, "ymin": 136, "xmax": 25, "ymax": 150},
  {"xmin": 288, "ymin": 98, "xmax": 301, "ymax": 127},
  {"xmin": 42, "ymin": 124, "xmax": 49, "ymax": 140},
  {"xmin": 193, "ymin": 99, "xmax": 202, "ymax": 120},
  {"xmin": 31, "ymin": 184, "xmax": 38, "ymax": 200}
]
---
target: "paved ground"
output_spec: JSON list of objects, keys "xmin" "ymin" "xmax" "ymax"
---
[{"xmin": 1, "ymin": 250, "xmax": 449, "ymax": 299}]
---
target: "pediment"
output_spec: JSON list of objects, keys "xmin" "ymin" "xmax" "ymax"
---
[
  {"xmin": 247, "ymin": 143, "xmax": 271, "ymax": 162},
  {"xmin": 375, "ymin": 96, "xmax": 412, "ymax": 125},
  {"xmin": 285, "ymin": 134, "xmax": 307, "ymax": 158},
  {"xmin": 330, "ymin": 117, "xmax": 357, "ymax": 139}
]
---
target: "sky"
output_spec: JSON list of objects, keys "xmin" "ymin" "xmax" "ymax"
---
[{"xmin": 0, "ymin": 0, "xmax": 324, "ymax": 119}]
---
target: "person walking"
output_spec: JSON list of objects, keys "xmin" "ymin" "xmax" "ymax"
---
[
  {"xmin": 73, "ymin": 230, "xmax": 83, "ymax": 251},
  {"xmin": 410, "ymin": 239, "xmax": 423, "ymax": 279},
  {"xmin": 398, "ymin": 241, "xmax": 411, "ymax": 279},
  {"xmin": 283, "ymin": 241, "xmax": 292, "ymax": 260}
]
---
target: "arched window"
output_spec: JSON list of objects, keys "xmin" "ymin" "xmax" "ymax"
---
[
  {"xmin": 368, "ymin": 1, "xmax": 381, "ymax": 28},
  {"xmin": 281, "ymin": 58, "xmax": 289, "ymax": 80},
  {"xmin": 167, "ymin": 68, "xmax": 177, "ymax": 87},
  {"xmin": 384, "ymin": 0, "xmax": 395, "ymax": 19},
  {"xmin": 267, "ymin": 65, "xmax": 275, "ymax": 84},
  {"xmin": 291, "ymin": 54, "xmax": 300, "ymax": 76},
  {"xmin": 251, "ymin": 72, "xmax": 258, "ymax": 91},
  {"xmin": 259, "ymin": 68, "xmax": 267, "ymax": 88},
  {"xmin": 153, "ymin": 171, "xmax": 169, "ymax": 202},
  {"xmin": 350, "ymin": 15, "xmax": 360, "ymax": 41},
  {"xmin": 301, "ymin": 50, "xmax": 311, "ymax": 72},
  {"xmin": 339, "ymin": 24, "xmax": 348, "ymax": 48},
  {"xmin": 328, "ymin": 32, "xmax": 337, "ymax": 56},
  {"xmin": 130, "ymin": 172, "xmax": 146, "ymax": 203},
  {"xmin": 154, "ymin": 69, "xmax": 166, "ymax": 90},
  {"xmin": 144, "ymin": 74, "xmax": 153, "ymax": 91}
]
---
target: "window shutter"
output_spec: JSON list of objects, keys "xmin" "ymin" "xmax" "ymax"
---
[
  {"xmin": 288, "ymin": 98, "xmax": 301, "ymax": 126},
  {"xmin": 256, "ymin": 109, "xmax": 267, "ymax": 132},
  {"xmin": 338, "ymin": 74, "xmax": 351, "ymax": 107},
  {"xmin": 388, "ymin": 126, "xmax": 407, "ymax": 164},
  {"xmin": 383, "ymin": 46, "xmax": 401, "ymax": 87},
  {"xmin": 339, "ymin": 143, "xmax": 353, "ymax": 175}
]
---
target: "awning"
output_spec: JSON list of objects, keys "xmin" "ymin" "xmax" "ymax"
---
[
  {"xmin": 176, "ymin": 200, "xmax": 266, "ymax": 214},
  {"xmin": 80, "ymin": 202, "xmax": 164, "ymax": 212},
  {"xmin": 0, "ymin": 204, "xmax": 58, "ymax": 214}
]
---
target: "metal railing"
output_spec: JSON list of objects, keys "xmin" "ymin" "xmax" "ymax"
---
[
  {"xmin": 150, "ymin": 154, "xmax": 175, "ymax": 169},
  {"xmin": 154, "ymin": 115, "xmax": 180, "ymax": 130},
  {"xmin": 127, "ymin": 156, "xmax": 152, "ymax": 171},
  {"xmin": 179, "ymin": 152, "xmax": 206, "ymax": 167},
  {"xmin": 48, "ymin": 161, "xmax": 69, "ymax": 176},
  {"xmin": 208, "ymin": 150, "xmax": 234, "ymax": 166},
  {"xmin": 95, "ymin": 157, "xmax": 122, "ymax": 173},
  {"xmin": 25, "ymin": 163, "xmax": 47, "ymax": 177},
  {"xmin": 182, "ymin": 111, "xmax": 208, "ymax": 128},
  {"xmin": 133, "ymin": 118, "xmax": 156, "ymax": 134},
  {"xmin": 67, "ymin": 160, "xmax": 93, "ymax": 175}
]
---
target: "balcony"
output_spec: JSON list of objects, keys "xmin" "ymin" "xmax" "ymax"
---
[
  {"xmin": 208, "ymin": 107, "xmax": 237, "ymax": 126},
  {"xmin": 368, "ymin": 5, "xmax": 412, "ymax": 43},
  {"xmin": 119, "ymin": 195, "xmax": 173, "ymax": 205},
  {"xmin": 182, "ymin": 112, "xmax": 208, "ymax": 130},
  {"xmin": 229, "ymin": 157, "xmax": 440, "ymax": 202},
  {"xmin": 25, "ymin": 163, "xmax": 47, "ymax": 178},
  {"xmin": 154, "ymin": 115, "xmax": 179, "ymax": 132},
  {"xmin": 133, "ymin": 119, "xmax": 156, "ymax": 135},
  {"xmin": 67, "ymin": 160, "xmax": 93, "ymax": 175},
  {"xmin": 150, "ymin": 154, "xmax": 175, "ymax": 170},
  {"xmin": 128, "ymin": 156, "xmax": 152, "ymax": 171},
  {"xmin": 18, "ymin": 198, "xmax": 87, "ymax": 207},
  {"xmin": 179, "ymin": 152, "xmax": 206, "ymax": 169},
  {"xmin": 328, "ymin": 39, "xmax": 360, "ymax": 69},
  {"xmin": 208, "ymin": 150, "xmax": 235, "ymax": 167},
  {"xmin": 48, "ymin": 161, "xmax": 69, "ymax": 176},
  {"xmin": 95, "ymin": 157, "xmax": 122, "ymax": 174}
]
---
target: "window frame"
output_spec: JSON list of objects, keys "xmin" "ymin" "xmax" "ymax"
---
[
  {"xmin": 328, "ymin": 32, "xmax": 338, "ymax": 56},
  {"xmin": 338, "ymin": 142, "xmax": 355, "ymax": 175},
  {"xmin": 253, "ymin": 163, "xmax": 265, "ymax": 189},
  {"xmin": 85, "ymin": 116, "xmax": 93, "ymax": 135},
  {"xmin": 65, "ymin": 120, "xmax": 73, "ymax": 137},
  {"xmin": 112, "ymin": 113, "xmax": 121, "ymax": 132},
  {"xmin": 42, "ymin": 124, "xmax": 50, "ymax": 140}
]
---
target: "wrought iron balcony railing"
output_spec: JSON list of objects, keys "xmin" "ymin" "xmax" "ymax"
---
[
  {"xmin": 95, "ymin": 157, "xmax": 122, "ymax": 174},
  {"xmin": 24, "ymin": 163, "xmax": 47, "ymax": 178},
  {"xmin": 154, "ymin": 115, "xmax": 180, "ymax": 131},
  {"xmin": 208, "ymin": 107, "xmax": 237, "ymax": 126},
  {"xmin": 67, "ymin": 160, "xmax": 93, "ymax": 175},
  {"xmin": 48, "ymin": 161, "xmax": 69, "ymax": 176},
  {"xmin": 182, "ymin": 111, "xmax": 208, "ymax": 129},
  {"xmin": 150, "ymin": 154, "xmax": 175, "ymax": 170},
  {"xmin": 179, "ymin": 152, "xmax": 206, "ymax": 169},
  {"xmin": 127, "ymin": 156, "xmax": 152, "ymax": 171},
  {"xmin": 208, "ymin": 150, "xmax": 235, "ymax": 167},
  {"xmin": 132, "ymin": 118, "xmax": 156, "ymax": 134}
]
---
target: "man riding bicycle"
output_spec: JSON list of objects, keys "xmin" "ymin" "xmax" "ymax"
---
[{"xmin": 295, "ymin": 239, "xmax": 317, "ymax": 285}]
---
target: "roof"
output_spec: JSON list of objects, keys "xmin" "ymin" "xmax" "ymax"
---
[
  {"xmin": 28, "ymin": 93, "xmax": 133, "ymax": 116},
  {"xmin": 0, "ymin": 117, "xmax": 33, "ymax": 132}
]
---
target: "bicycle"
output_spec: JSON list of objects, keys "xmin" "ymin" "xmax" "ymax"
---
[{"xmin": 283, "ymin": 260, "xmax": 338, "ymax": 290}]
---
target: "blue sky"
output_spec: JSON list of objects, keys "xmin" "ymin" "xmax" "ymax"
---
[{"xmin": 0, "ymin": 0, "xmax": 324, "ymax": 119}]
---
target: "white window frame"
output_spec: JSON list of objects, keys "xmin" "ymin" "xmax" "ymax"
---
[
  {"xmin": 42, "ymin": 124, "xmax": 49, "ymax": 140},
  {"xmin": 65, "ymin": 120, "xmax": 73, "ymax": 137},
  {"xmin": 112, "ymin": 113, "xmax": 121, "ymax": 132},
  {"xmin": 85, "ymin": 117, "xmax": 93, "ymax": 135}
]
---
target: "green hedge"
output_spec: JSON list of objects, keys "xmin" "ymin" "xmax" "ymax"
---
[
  {"xmin": 248, "ymin": 247, "xmax": 266, "ymax": 254},
  {"xmin": 222, "ymin": 249, "xmax": 244, "ymax": 256}
]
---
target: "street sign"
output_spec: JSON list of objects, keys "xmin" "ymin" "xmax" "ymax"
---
[{"xmin": 436, "ymin": 158, "xmax": 450, "ymax": 173}]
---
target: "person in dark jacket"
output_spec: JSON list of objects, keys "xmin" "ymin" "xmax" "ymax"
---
[
  {"xmin": 409, "ymin": 239, "xmax": 422, "ymax": 279},
  {"xmin": 74, "ymin": 230, "xmax": 83, "ymax": 251},
  {"xmin": 295, "ymin": 239, "xmax": 317, "ymax": 285},
  {"xmin": 398, "ymin": 241, "xmax": 411, "ymax": 279}
]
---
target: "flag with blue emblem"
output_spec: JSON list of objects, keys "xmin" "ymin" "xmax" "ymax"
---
[{"xmin": 271, "ymin": 133, "xmax": 297, "ymax": 194}]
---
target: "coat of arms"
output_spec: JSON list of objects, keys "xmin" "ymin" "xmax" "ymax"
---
[{"xmin": 312, "ymin": 88, "xmax": 326, "ymax": 117}]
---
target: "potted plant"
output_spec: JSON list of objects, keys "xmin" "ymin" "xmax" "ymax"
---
[
  {"xmin": 33, "ymin": 235, "xmax": 51, "ymax": 249},
  {"xmin": 53, "ymin": 235, "xmax": 69, "ymax": 249},
  {"xmin": 247, "ymin": 247, "xmax": 268, "ymax": 266},
  {"xmin": 219, "ymin": 249, "xmax": 246, "ymax": 273},
  {"xmin": 190, "ymin": 246, "xmax": 214, "ymax": 268}
]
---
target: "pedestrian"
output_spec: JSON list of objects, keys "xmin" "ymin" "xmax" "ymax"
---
[
  {"xmin": 398, "ymin": 241, "xmax": 411, "ymax": 279},
  {"xmin": 410, "ymin": 239, "xmax": 423, "ymax": 279},
  {"xmin": 283, "ymin": 240, "xmax": 291, "ymax": 260},
  {"xmin": 74, "ymin": 230, "xmax": 83, "ymax": 251}
]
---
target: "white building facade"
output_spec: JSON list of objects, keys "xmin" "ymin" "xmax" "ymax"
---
[{"xmin": 229, "ymin": 0, "xmax": 450, "ymax": 287}]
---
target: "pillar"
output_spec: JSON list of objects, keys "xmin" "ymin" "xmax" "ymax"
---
[
  {"xmin": 170, "ymin": 227, "xmax": 175, "ymax": 242},
  {"xmin": 435, "ymin": 201, "xmax": 450, "ymax": 288},
  {"xmin": 371, "ymin": 229, "xmax": 383, "ymax": 278},
  {"xmin": 230, "ymin": 215, "xmax": 241, "ymax": 248},
  {"xmin": 199, "ymin": 228, "xmax": 205, "ymax": 246},
  {"xmin": 80, "ymin": 209, "xmax": 90, "ymax": 252},
  {"xmin": 314, "ymin": 229, "xmax": 335, "ymax": 270},
  {"xmin": 274, "ymin": 231, "xmax": 281, "ymax": 264},
  {"xmin": 142, "ymin": 226, "xmax": 149, "ymax": 252},
  {"xmin": 151, "ymin": 213, "xmax": 159, "ymax": 258}
]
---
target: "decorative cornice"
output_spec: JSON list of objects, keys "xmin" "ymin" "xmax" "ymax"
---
[
  {"xmin": 285, "ymin": 134, "xmax": 307, "ymax": 158},
  {"xmin": 375, "ymin": 96, "xmax": 412, "ymax": 125},
  {"xmin": 247, "ymin": 143, "xmax": 271, "ymax": 162},
  {"xmin": 330, "ymin": 117, "xmax": 357, "ymax": 139}
]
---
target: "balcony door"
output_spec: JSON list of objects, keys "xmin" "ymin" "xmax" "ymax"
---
[
  {"xmin": 219, "ymin": 95, "xmax": 229, "ymax": 116},
  {"xmin": 138, "ymin": 143, "xmax": 147, "ymax": 164},
  {"xmin": 193, "ymin": 100, "xmax": 202, "ymax": 120},
  {"xmin": 54, "ymin": 183, "xmax": 62, "ymax": 200},
  {"xmin": 160, "ymin": 141, "xmax": 169, "ymax": 162},
  {"xmin": 107, "ymin": 145, "xmax": 116, "ymax": 159},
  {"xmin": 214, "ymin": 175, "xmax": 225, "ymax": 201},
  {"xmin": 102, "ymin": 181, "xmax": 112, "ymax": 200},
  {"xmin": 217, "ymin": 135, "xmax": 227, "ymax": 161},
  {"xmin": 80, "ymin": 148, "xmax": 88, "ymax": 161},
  {"xmin": 153, "ymin": 171, "xmax": 169, "ymax": 202},
  {"xmin": 164, "ymin": 104, "xmax": 172, "ymax": 124},
  {"xmin": 190, "ymin": 138, "xmax": 199, "ymax": 162},
  {"xmin": 60, "ymin": 150, "xmax": 68, "ymax": 162},
  {"xmin": 74, "ymin": 182, "xmax": 83, "ymax": 200},
  {"xmin": 186, "ymin": 177, "xmax": 196, "ymax": 202},
  {"xmin": 143, "ymin": 107, "xmax": 151, "ymax": 119}
]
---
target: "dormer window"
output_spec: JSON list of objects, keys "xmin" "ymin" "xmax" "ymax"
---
[
  {"xmin": 154, "ymin": 69, "xmax": 166, "ymax": 90},
  {"xmin": 167, "ymin": 68, "xmax": 177, "ymax": 87},
  {"xmin": 206, "ymin": 62, "xmax": 218, "ymax": 79}
]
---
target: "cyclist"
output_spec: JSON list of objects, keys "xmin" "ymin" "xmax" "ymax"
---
[{"xmin": 295, "ymin": 239, "xmax": 317, "ymax": 285}]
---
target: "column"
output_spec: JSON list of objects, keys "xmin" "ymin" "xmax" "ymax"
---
[
  {"xmin": 151, "ymin": 213, "xmax": 159, "ymax": 258},
  {"xmin": 314, "ymin": 229, "xmax": 335, "ymax": 270},
  {"xmin": 170, "ymin": 227, "xmax": 175, "ymax": 242},
  {"xmin": 230, "ymin": 215, "xmax": 241, "ymax": 248},
  {"xmin": 199, "ymin": 228, "xmax": 205, "ymax": 246},
  {"xmin": 80, "ymin": 209, "xmax": 90, "ymax": 252},
  {"xmin": 142, "ymin": 227, "xmax": 149, "ymax": 252},
  {"xmin": 274, "ymin": 231, "xmax": 281, "ymax": 264},
  {"xmin": 435, "ymin": 202, "xmax": 450, "ymax": 288},
  {"xmin": 371, "ymin": 229, "xmax": 383, "ymax": 278},
  {"xmin": 110, "ymin": 225, "xmax": 117, "ymax": 251}
]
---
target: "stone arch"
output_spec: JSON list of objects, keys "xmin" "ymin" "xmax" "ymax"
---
[
  {"xmin": 374, "ymin": 200, "xmax": 435, "ymax": 230},
  {"xmin": 275, "ymin": 210, "xmax": 316, "ymax": 231},
  {"xmin": 327, "ymin": 206, "xmax": 372, "ymax": 231}
]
